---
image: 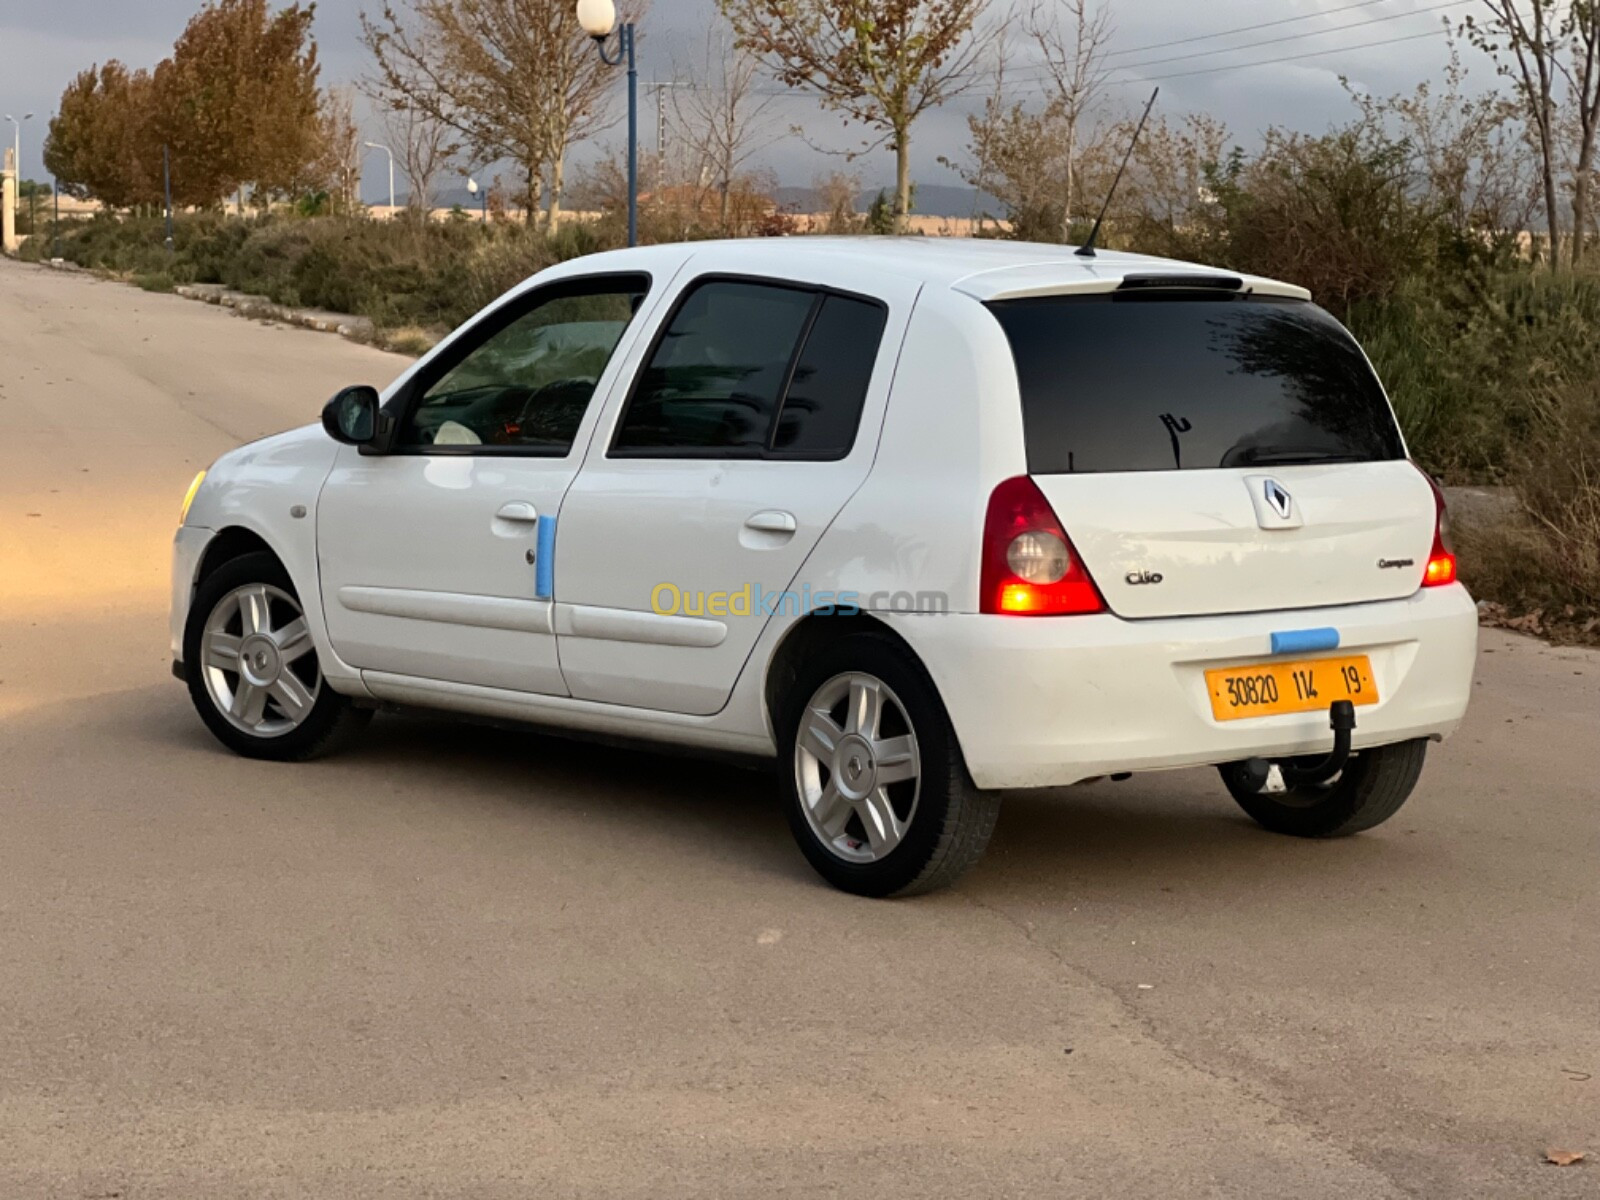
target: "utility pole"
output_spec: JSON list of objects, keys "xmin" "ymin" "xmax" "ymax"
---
[{"xmin": 643, "ymin": 81, "xmax": 696, "ymax": 193}]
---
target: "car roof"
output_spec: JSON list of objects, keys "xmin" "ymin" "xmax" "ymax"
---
[{"xmin": 557, "ymin": 236, "xmax": 1312, "ymax": 304}]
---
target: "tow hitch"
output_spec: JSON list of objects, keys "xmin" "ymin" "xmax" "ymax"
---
[{"xmin": 1226, "ymin": 700, "xmax": 1357, "ymax": 792}]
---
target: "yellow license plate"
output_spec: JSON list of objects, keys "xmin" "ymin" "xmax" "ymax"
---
[{"xmin": 1205, "ymin": 655, "xmax": 1378, "ymax": 722}]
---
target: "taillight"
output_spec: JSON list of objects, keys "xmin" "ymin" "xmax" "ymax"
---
[
  {"xmin": 980, "ymin": 476, "xmax": 1105, "ymax": 615},
  {"xmin": 1417, "ymin": 468, "xmax": 1458, "ymax": 587}
]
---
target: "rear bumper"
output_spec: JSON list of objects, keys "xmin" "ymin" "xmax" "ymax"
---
[{"xmin": 885, "ymin": 584, "xmax": 1478, "ymax": 790}]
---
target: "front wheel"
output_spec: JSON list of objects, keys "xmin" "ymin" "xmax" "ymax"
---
[
  {"xmin": 182, "ymin": 551, "xmax": 370, "ymax": 761},
  {"xmin": 1220, "ymin": 739, "xmax": 1428, "ymax": 838},
  {"xmin": 777, "ymin": 632, "xmax": 999, "ymax": 897}
]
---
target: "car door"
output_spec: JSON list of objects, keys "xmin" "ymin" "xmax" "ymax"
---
[
  {"xmin": 553, "ymin": 259, "xmax": 918, "ymax": 715},
  {"xmin": 317, "ymin": 271, "xmax": 660, "ymax": 693}
]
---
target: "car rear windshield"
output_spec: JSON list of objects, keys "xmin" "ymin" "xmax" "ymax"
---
[{"xmin": 986, "ymin": 293, "xmax": 1405, "ymax": 474}]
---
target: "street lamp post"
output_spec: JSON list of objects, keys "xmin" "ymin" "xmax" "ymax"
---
[
  {"xmin": 576, "ymin": 0, "xmax": 637, "ymax": 247},
  {"xmin": 466, "ymin": 176, "xmax": 488, "ymax": 223},
  {"xmin": 362, "ymin": 141, "xmax": 395, "ymax": 214},
  {"xmin": 5, "ymin": 112, "xmax": 33, "ymax": 174}
]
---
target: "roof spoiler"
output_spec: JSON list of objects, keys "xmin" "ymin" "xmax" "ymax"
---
[{"xmin": 1117, "ymin": 273, "xmax": 1245, "ymax": 292}]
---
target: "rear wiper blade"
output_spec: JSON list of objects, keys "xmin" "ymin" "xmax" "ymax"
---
[{"xmin": 1229, "ymin": 449, "xmax": 1365, "ymax": 466}]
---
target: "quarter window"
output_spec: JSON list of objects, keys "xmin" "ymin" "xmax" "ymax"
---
[
  {"xmin": 612, "ymin": 278, "xmax": 887, "ymax": 459},
  {"xmin": 772, "ymin": 295, "xmax": 887, "ymax": 457},
  {"xmin": 398, "ymin": 277, "xmax": 647, "ymax": 452}
]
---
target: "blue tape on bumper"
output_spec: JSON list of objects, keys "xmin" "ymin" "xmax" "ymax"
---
[
  {"xmin": 1270, "ymin": 627, "xmax": 1340, "ymax": 656},
  {"xmin": 534, "ymin": 515, "xmax": 556, "ymax": 600}
]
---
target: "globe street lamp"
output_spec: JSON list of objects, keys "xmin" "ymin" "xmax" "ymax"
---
[
  {"xmin": 465, "ymin": 176, "xmax": 487, "ymax": 223},
  {"xmin": 575, "ymin": 0, "xmax": 637, "ymax": 247}
]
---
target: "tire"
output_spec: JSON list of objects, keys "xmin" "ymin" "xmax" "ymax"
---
[
  {"xmin": 777, "ymin": 631, "xmax": 999, "ymax": 897},
  {"xmin": 182, "ymin": 551, "xmax": 371, "ymax": 762},
  {"xmin": 1220, "ymin": 738, "xmax": 1428, "ymax": 838}
]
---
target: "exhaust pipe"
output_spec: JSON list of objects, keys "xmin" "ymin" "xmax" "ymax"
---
[{"xmin": 1226, "ymin": 700, "xmax": 1357, "ymax": 792}]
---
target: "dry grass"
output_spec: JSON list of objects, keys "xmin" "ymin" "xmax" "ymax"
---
[{"xmin": 377, "ymin": 326, "xmax": 437, "ymax": 357}]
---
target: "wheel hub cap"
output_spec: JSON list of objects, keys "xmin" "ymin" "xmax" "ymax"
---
[
  {"xmin": 836, "ymin": 736, "xmax": 877, "ymax": 800},
  {"xmin": 239, "ymin": 635, "xmax": 282, "ymax": 688}
]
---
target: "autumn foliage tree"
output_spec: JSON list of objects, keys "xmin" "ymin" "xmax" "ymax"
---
[
  {"xmin": 45, "ymin": 63, "xmax": 162, "ymax": 207},
  {"xmin": 45, "ymin": 0, "xmax": 327, "ymax": 210},
  {"xmin": 717, "ymin": 0, "xmax": 995, "ymax": 228}
]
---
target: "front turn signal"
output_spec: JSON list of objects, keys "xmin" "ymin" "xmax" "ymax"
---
[{"xmin": 179, "ymin": 470, "xmax": 206, "ymax": 526}]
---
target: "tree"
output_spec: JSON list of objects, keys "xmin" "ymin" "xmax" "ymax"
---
[
  {"xmin": 1565, "ymin": 2, "xmax": 1600, "ymax": 262},
  {"xmin": 361, "ymin": 0, "xmax": 624, "ymax": 226},
  {"xmin": 152, "ymin": 0, "xmax": 324, "ymax": 206},
  {"xmin": 316, "ymin": 87, "xmax": 363, "ymax": 214},
  {"xmin": 1344, "ymin": 45, "xmax": 1538, "ymax": 244},
  {"xmin": 718, "ymin": 0, "xmax": 997, "ymax": 228},
  {"xmin": 670, "ymin": 34, "xmax": 779, "ymax": 232},
  {"xmin": 44, "ymin": 63, "xmax": 161, "ymax": 209},
  {"xmin": 944, "ymin": 84, "xmax": 1074, "ymax": 240},
  {"xmin": 1464, "ymin": 0, "xmax": 1600, "ymax": 265},
  {"xmin": 1023, "ymin": 0, "xmax": 1113, "ymax": 239},
  {"xmin": 374, "ymin": 102, "xmax": 459, "ymax": 220}
]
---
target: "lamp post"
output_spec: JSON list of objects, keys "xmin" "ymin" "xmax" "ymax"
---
[
  {"xmin": 466, "ymin": 176, "xmax": 488, "ymax": 223},
  {"xmin": 576, "ymin": 0, "xmax": 637, "ymax": 247},
  {"xmin": 5, "ymin": 112, "xmax": 32, "ymax": 173},
  {"xmin": 362, "ymin": 141, "xmax": 395, "ymax": 214}
]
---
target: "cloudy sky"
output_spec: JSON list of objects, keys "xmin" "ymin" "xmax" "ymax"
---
[{"xmin": 0, "ymin": 0, "xmax": 1482, "ymax": 199}]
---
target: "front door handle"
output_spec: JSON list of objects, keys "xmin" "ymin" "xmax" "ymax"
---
[
  {"xmin": 496, "ymin": 501, "xmax": 540, "ymax": 523},
  {"xmin": 744, "ymin": 510, "xmax": 796, "ymax": 533}
]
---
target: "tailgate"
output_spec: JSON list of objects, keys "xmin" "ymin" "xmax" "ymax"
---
[{"xmin": 1036, "ymin": 463, "xmax": 1436, "ymax": 618}]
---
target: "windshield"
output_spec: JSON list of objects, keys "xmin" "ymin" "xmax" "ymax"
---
[{"xmin": 986, "ymin": 294, "xmax": 1405, "ymax": 474}]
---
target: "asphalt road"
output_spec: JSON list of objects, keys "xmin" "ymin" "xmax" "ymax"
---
[{"xmin": 2, "ymin": 257, "xmax": 1597, "ymax": 1198}]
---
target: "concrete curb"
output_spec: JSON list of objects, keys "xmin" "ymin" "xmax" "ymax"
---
[{"xmin": 173, "ymin": 283, "xmax": 375, "ymax": 343}]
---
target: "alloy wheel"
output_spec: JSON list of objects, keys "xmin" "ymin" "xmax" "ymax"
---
[
  {"xmin": 199, "ymin": 583, "xmax": 322, "ymax": 737},
  {"xmin": 793, "ymin": 671, "xmax": 921, "ymax": 863}
]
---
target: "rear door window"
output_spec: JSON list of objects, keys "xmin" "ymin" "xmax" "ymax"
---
[
  {"xmin": 986, "ymin": 295, "xmax": 1405, "ymax": 474},
  {"xmin": 613, "ymin": 279, "xmax": 817, "ymax": 455}
]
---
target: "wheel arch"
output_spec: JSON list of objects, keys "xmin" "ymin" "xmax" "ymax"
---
[
  {"xmin": 761, "ymin": 613, "xmax": 964, "ymax": 762},
  {"xmin": 195, "ymin": 526, "xmax": 280, "ymax": 586}
]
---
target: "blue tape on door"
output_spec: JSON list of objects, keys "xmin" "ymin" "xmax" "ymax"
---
[
  {"xmin": 534, "ymin": 515, "xmax": 556, "ymax": 600},
  {"xmin": 1270, "ymin": 627, "xmax": 1340, "ymax": 656}
]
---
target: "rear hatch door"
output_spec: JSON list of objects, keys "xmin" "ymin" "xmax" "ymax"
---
[{"xmin": 987, "ymin": 291, "xmax": 1436, "ymax": 619}]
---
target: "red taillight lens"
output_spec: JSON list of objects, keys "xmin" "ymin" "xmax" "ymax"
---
[
  {"xmin": 980, "ymin": 476, "xmax": 1105, "ymax": 615},
  {"xmin": 1417, "ymin": 467, "xmax": 1458, "ymax": 588}
]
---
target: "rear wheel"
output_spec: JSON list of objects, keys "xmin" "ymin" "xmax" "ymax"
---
[
  {"xmin": 1220, "ymin": 739, "xmax": 1428, "ymax": 838},
  {"xmin": 183, "ymin": 551, "xmax": 370, "ymax": 761},
  {"xmin": 778, "ymin": 632, "xmax": 999, "ymax": 897}
]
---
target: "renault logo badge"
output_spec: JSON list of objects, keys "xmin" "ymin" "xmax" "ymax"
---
[{"xmin": 1263, "ymin": 479, "xmax": 1293, "ymax": 520}]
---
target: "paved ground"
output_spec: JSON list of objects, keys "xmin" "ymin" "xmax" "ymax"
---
[{"xmin": 1, "ymin": 258, "xmax": 1596, "ymax": 1198}]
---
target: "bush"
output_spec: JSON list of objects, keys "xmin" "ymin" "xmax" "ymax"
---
[{"xmin": 31, "ymin": 211, "xmax": 609, "ymax": 332}]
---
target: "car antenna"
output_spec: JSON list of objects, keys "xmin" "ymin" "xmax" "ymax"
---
[{"xmin": 1076, "ymin": 87, "xmax": 1159, "ymax": 259}]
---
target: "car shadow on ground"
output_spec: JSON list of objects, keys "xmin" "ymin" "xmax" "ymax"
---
[{"xmin": 105, "ymin": 686, "xmax": 1436, "ymax": 903}]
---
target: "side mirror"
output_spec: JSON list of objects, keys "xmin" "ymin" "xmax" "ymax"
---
[{"xmin": 322, "ymin": 385, "xmax": 381, "ymax": 446}]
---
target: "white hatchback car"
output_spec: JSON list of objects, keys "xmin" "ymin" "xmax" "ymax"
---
[{"xmin": 173, "ymin": 238, "xmax": 1477, "ymax": 896}]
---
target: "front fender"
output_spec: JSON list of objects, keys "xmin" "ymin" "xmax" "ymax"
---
[{"xmin": 176, "ymin": 425, "xmax": 367, "ymax": 695}]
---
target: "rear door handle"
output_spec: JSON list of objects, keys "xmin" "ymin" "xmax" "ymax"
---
[
  {"xmin": 496, "ymin": 501, "xmax": 540, "ymax": 523},
  {"xmin": 744, "ymin": 510, "xmax": 797, "ymax": 533}
]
